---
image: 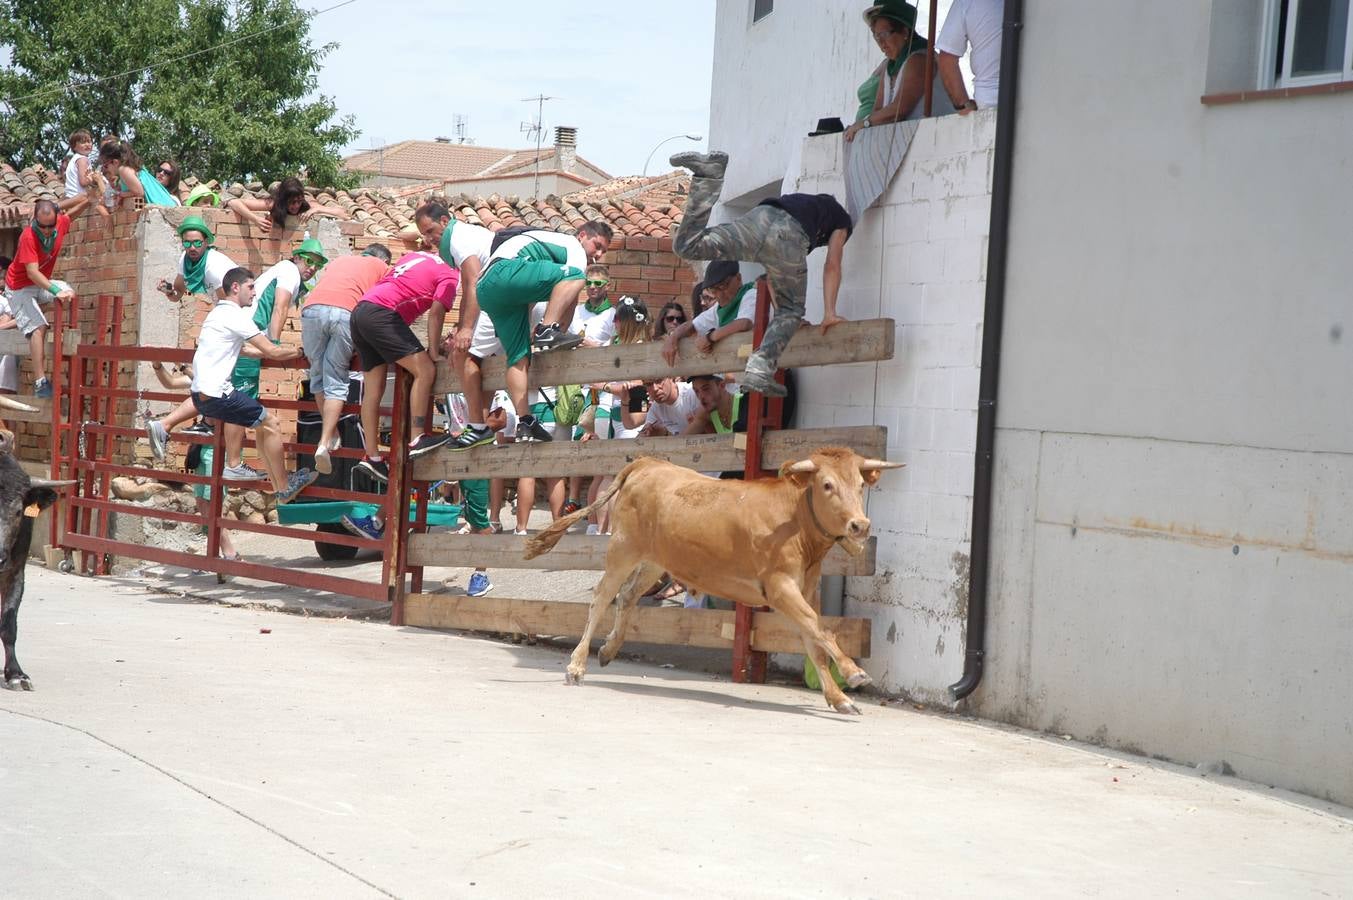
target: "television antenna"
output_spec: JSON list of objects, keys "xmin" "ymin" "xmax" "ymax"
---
[
  {"xmin": 521, "ymin": 94, "xmax": 556, "ymax": 199},
  {"xmin": 453, "ymin": 114, "xmax": 472, "ymax": 144}
]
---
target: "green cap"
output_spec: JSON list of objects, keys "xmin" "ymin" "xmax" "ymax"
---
[
  {"xmin": 863, "ymin": 0, "xmax": 917, "ymax": 30},
  {"xmin": 176, "ymin": 214, "xmax": 214, "ymax": 242},
  {"xmin": 184, "ymin": 184, "xmax": 221, "ymax": 208},
  {"xmin": 294, "ymin": 237, "xmax": 328, "ymax": 266}
]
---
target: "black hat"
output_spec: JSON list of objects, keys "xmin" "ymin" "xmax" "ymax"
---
[
  {"xmin": 808, "ymin": 117, "xmax": 845, "ymax": 137},
  {"xmin": 700, "ymin": 260, "xmax": 740, "ymax": 290}
]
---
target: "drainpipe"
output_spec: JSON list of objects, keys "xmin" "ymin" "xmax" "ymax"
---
[{"xmin": 949, "ymin": 0, "xmax": 1024, "ymax": 702}]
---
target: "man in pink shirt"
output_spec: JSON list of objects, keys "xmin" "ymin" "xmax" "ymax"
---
[{"xmin": 350, "ymin": 250, "xmax": 458, "ymax": 484}]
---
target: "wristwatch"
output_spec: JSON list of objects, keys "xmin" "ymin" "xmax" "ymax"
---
[
  {"xmin": 705, "ymin": 328, "xmax": 716, "ymax": 340},
  {"xmin": 861, "ymin": 118, "xmax": 872, "ymax": 129}
]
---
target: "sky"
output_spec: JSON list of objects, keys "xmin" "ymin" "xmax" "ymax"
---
[{"xmin": 306, "ymin": 0, "xmax": 717, "ymax": 178}]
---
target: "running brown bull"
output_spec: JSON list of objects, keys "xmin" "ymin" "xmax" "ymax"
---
[
  {"xmin": 525, "ymin": 446, "xmax": 902, "ymax": 714},
  {"xmin": 0, "ymin": 416, "xmax": 76, "ymax": 691}
]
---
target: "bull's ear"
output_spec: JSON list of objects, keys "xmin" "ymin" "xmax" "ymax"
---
[
  {"xmin": 24, "ymin": 485, "xmax": 63, "ymax": 514},
  {"xmin": 858, "ymin": 459, "xmax": 904, "ymax": 486},
  {"xmin": 779, "ymin": 458, "xmax": 818, "ymax": 487}
]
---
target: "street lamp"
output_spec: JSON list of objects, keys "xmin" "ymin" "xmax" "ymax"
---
[{"xmin": 643, "ymin": 133, "xmax": 704, "ymax": 176}]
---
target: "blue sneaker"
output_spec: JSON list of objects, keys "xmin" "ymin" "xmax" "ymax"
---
[
  {"xmin": 341, "ymin": 514, "xmax": 385, "ymax": 541},
  {"xmin": 467, "ymin": 571, "xmax": 492, "ymax": 597},
  {"xmin": 34, "ymin": 378, "xmax": 53, "ymax": 400}
]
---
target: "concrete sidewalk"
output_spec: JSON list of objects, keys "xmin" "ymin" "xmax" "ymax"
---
[{"xmin": 3, "ymin": 568, "xmax": 1351, "ymax": 899}]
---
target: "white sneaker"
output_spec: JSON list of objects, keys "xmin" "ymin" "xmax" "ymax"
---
[
  {"xmin": 314, "ymin": 443, "xmax": 332, "ymax": 475},
  {"xmin": 513, "ymin": 529, "xmax": 528, "ymax": 536},
  {"xmin": 585, "ymin": 524, "xmax": 600, "ymax": 536}
]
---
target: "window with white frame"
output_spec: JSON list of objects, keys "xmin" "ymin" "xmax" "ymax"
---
[
  {"xmin": 752, "ymin": 0, "xmax": 773, "ymax": 24},
  {"xmin": 1263, "ymin": 0, "xmax": 1353, "ymax": 86}
]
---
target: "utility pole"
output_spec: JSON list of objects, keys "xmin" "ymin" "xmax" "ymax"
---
[{"xmin": 520, "ymin": 94, "xmax": 556, "ymax": 199}]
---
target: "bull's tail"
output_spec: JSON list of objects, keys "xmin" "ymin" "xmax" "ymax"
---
[{"xmin": 523, "ymin": 460, "xmax": 642, "ymax": 559}]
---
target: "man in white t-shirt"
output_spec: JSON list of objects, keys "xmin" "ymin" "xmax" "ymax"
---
[
  {"xmin": 158, "ymin": 215, "xmax": 239, "ymax": 302},
  {"xmin": 569, "ymin": 263, "xmax": 618, "ymax": 347},
  {"xmin": 416, "ymin": 202, "xmax": 505, "ymax": 450},
  {"xmin": 937, "ymin": 0, "xmax": 1004, "ymax": 113},
  {"xmin": 145, "ymin": 266, "xmax": 316, "ymax": 503},
  {"xmin": 637, "ymin": 377, "xmax": 701, "ymax": 437},
  {"xmin": 660, "ymin": 260, "xmax": 756, "ymax": 366}
]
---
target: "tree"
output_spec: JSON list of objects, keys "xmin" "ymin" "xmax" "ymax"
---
[{"xmin": 0, "ymin": 0, "xmax": 359, "ymax": 188}]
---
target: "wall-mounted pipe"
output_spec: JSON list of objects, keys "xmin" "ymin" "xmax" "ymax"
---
[{"xmin": 949, "ymin": 0, "xmax": 1025, "ymax": 702}]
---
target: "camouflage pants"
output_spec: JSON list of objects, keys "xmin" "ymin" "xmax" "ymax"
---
[{"xmin": 672, "ymin": 174, "xmax": 810, "ymax": 377}]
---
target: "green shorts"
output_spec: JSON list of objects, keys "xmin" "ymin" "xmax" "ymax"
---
[
  {"xmin": 460, "ymin": 478, "xmax": 490, "ymax": 531},
  {"xmin": 229, "ymin": 369, "xmax": 261, "ymax": 399},
  {"xmin": 477, "ymin": 259, "xmax": 584, "ymax": 366},
  {"xmin": 194, "ymin": 446, "xmax": 215, "ymax": 501}
]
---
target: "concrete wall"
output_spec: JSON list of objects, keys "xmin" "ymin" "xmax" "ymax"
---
[
  {"xmin": 788, "ymin": 112, "xmax": 996, "ymax": 703},
  {"xmin": 975, "ymin": 0, "xmax": 1353, "ymax": 805}
]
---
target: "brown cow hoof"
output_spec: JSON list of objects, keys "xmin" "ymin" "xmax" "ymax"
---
[
  {"xmin": 598, "ymin": 646, "xmax": 617, "ymax": 667},
  {"xmin": 833, "ymin": 699, "xmax": 862, "ymax": 715},
  {"xmin": 846, "ymin": 671, "xmax": 873, "ymax": 690},
  {"xmin": 564, "ymin": 671, "xmax": 584, "ymax": 685}
]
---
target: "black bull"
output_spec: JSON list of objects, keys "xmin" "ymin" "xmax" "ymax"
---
[{"xmin": 0, "ymin": 426, "xmax": 74, "ymax": 691}]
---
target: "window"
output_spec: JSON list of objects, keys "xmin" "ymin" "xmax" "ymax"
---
[
  {"xmin": 752, "ymin": 0, "xmax": 773, "ymax": 24},
  {"xmin": 1264, "ymin": 0, "xmax": 1353, "ymax": 86}
]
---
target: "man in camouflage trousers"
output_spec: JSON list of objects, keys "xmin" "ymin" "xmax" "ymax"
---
[{"xmin": 670, "ymin": 151, "xmax": 852, "ymax": 398}]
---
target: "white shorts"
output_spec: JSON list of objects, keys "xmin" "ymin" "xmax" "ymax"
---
[
  {"xmin": 6, "ymin": 286, "xmax": 49, "ymax": 338},
  {"xmin": 467, "ymin": 303, "xmax": 546, "ymax": 360},
  {"xmin": 0, "ymin": 355, "xmax": 17, "ymax": 393}
]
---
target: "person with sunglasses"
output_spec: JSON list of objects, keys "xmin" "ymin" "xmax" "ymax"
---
[
  {"xmin": 153, "ymin": 160, "xmax": 182, "ymax": 205},
  {"xmin": 3, "ymin": 196, "xmax": 91, "ymax": 398},
  {"xmin": 653, "ymin": 301, "xmax": 688, "ymax": 339},
  {"xmin": 570, "ymin": 264, "xmax": 618, "ymax": 348}
]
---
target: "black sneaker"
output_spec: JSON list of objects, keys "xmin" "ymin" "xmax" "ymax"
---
[
  {"xmin": 183, "ymin": 419, "xmax": 214, "ymax": 436},
  {"xmin": 517, "ymin": 414, "xmax": 553, "ymax": 443},
  {"xmin": 356, "ymin": 456, "xmax": 390, "ymax": 483},
  {"xmin": 449, "ymin": 424, "xmax": 495, "ymax": 451},
  {"xmin": 408, "ymin": 432, "xmax": 450, "ymax": 459},
  {"xmin": 531, "ymin": 323, "xmax": 583, "ymax": 353}
]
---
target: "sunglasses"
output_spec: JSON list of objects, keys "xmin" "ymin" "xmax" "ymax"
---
[
  {"xmin": 664, "ymin": 314, "xmax": 686, "ymax": 323},
  {"xmin": 585, "ymin": 279, "xmax": 609, "ymax": 287},
  {"xmin": 158, "ymin": 167, "xmax": 173, "ymax": 177},
  {"xmin": 181, "ymin": 239, "xmax": 206, "ymax": 249}
]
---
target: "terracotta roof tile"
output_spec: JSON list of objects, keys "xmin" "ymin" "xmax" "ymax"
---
[{"xmin": 0, "ymin": 163, "xmax": 690, "ymax": 240}]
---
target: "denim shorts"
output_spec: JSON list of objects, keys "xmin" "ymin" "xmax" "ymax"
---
[
  {"xmin": 192, "ymin": 389, "xmax": 266, "ymax": 428},
  {"xmin": 301, "ymin": 303, "xmax": 355, "ymax": 401}
]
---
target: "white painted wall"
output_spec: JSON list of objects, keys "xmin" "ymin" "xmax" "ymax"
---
[
  {"xmin": 789, "ymin": 113, "xmax": 996, "ymax": 704},
  {"xmin": 978, "ymin": 0, "xmax": 1353, "ymax": 806}
]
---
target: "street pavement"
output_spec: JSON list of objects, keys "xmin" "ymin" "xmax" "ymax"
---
[{"xmin": 2, "ymin": 567, "xmax": 1351, "ymax": 899}]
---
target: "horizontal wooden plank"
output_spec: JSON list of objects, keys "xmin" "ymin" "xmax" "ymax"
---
[
  {"xmin": 0, "ymin": 330, "xmax": 79, "ymax": 355},
  {"xmin": 430, "ymin": 318, "xmax": 895, "ymax": 395},
  {"xmin": 408, "ymin": 532, "xmax": 877, "ymax": 577},
  {"xmin": 0, "ymin": 395, "xmax": 48, "ymax": 422},
  {"xmin": 403, "ymin": 593, "xmax": 871, "ymax": 658},
  {"xmin": 413, "ymin": 425, "xmax": 887, "ymax": 481}
]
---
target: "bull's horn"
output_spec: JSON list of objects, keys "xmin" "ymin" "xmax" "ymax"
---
[
  {"xmin": 858, "ymin": 459, "xmax": 905, "ymax": 471},
  {"xmin": 0, "ymin": 395, "xmax": 39, "ymax": 412},
  {"xmin": 780, "ymin": 460, "xmax": 818, "ymax": 475},
  {"xmin": 29, "ymin": 479, "xmax": 78, "ymax": 489}
]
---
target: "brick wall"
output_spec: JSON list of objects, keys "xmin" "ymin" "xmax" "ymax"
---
[{"xmin": 602, "ymin": 236, "xmax": 700, "ymax": 313}]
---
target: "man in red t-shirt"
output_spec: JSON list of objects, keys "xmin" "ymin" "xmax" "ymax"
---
[{"xmin": 4, "ymin": 195, "xmax": 91, "ymax": 397}]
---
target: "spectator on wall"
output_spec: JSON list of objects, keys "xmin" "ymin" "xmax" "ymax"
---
[
  {"xmin": 153, "ymin": 160, "xmax": 183, "ymax": 204},
  {"xmin": 845, "ymin": 0, "xmax": 955, "ymax": 143},
  {"xmin": 97, "ymin": 140, "xmax": 179, "ymax": 206},
  {"xmin": 660, "ymin": 261, "xmax": 757, "ymax": 366},
  {"xmin": 937, "ymin": 0, "xmax": 1004, "ymax": 114},
  {"xmin": 228, "ymin": 176, "xmax": 347, "ymax": 234},
  {"xmin": 60, "ymin": 130, "xmax": 100, "ymax": 215}
]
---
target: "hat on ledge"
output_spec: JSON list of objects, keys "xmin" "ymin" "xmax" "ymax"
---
[{"xmin": 808, "ymin": 117, "xmax": 846, "ymax": 137}]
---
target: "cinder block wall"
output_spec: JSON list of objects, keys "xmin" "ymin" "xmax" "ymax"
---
[{"xmin": 789, "ymin": 111, "xmax": 997, "ymax": 705}]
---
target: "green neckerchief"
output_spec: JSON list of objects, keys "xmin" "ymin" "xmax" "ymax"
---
[
  {"xmin": 712, "ymin": 392, "xmax": 743, "ymax": 435},
  {"xmin": 718, "ymin": 283, "xmax": 754, "ymax": 329},
  {"xmin": 438, "ymin": 219, "xmax": 457, "ymax": 268},
  {"xmin": 31, "ymin": 220, "xmax": 57, "ymax": 255},
  {"xmin": 584, "ymin": 296, "xmax": 613, "ymax": 315},
  {"xmin": 181, "ymin": 247, "xmax": 213, "ymax": 294},
  {"xmin": 232, "ymin": 280, "xmax": 280, "ymax": 378}
]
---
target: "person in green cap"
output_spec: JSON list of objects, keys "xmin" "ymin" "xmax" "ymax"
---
[
  {"xmin": 216, "ymin": 237, "xmax": 327, "ymax": 480},
  {"xmin": 845, "ymin": 0, "xmax": 954, "ymax": 142},
  {"xmin": 158, "ymin": 215, "xmax": 239, "ymax": 303}
]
